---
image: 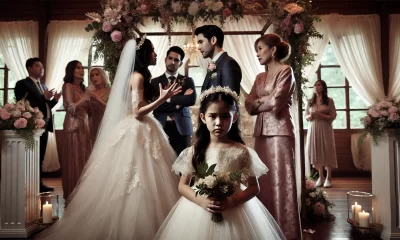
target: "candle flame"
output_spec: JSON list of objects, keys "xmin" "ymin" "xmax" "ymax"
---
[{"xmin": 46, "ymin": 201, "xmax": 48, "ymax": 205}]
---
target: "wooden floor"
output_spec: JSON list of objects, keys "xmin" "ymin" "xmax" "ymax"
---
[{"xmin": 27, "ymin": 177, "xmax": 380, "ymax": 240}]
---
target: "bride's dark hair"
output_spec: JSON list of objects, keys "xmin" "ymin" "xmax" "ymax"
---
[
  {"xmin": 134, "ymin": 38, "xmax": 157, "ymax": 101},
  {"xmin": 192, "ymin": 92, "xmax": 245, "ymax": 170}
]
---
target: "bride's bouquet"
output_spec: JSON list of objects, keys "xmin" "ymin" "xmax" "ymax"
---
[{"xmin": 194, "ymin": 162, "xmax": 241, "ymax": 223}]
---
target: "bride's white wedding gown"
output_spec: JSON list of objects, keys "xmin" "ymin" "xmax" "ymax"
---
[{"xmin": 37, "ymin": 89, "xmax": 180, "ymax": 240}]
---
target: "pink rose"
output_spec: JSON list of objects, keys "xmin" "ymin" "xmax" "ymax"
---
[
  {"xmin": 4, "ymin": 103, "xmax": 14, "ymax": 110},
  {"xmin": 110, "ymin": 30, "xmax": 122, "ymax": 43},
  {"xmin": 22, "ymin": 112, "xmax": 32, "ymax": 119},
  {"xmin": 388, "ymin": 106, "xmax": 398, "ymax": 113},
  {"xmin": 28, "ymin": 106, "xmax": 35, "ymax": 112},
  {"xmin": 102, "ymin": 21, "xmax": 113, "ymax": 32},
  {"xmin": 208, "ymin": 62, "xmax": 217, "ymax": 72},
  {"xmin": 35, "ymin": 119, "xmax": 46, "ymax": 128},
  {"xmin": 313, "ymin": 202, "xmax": 326, "ymax": 215},
  {"xmin": 138, "ymin": 4, "xmax": 150, "ymax": 14},
  {"xmin": 305, "ymin": 179, "xmax": 316, "ymax": 190},
  {"xmin": 368, "ymin": 108, "xmax": 379, "ymax": 118},
  {"xmin": 294, "ymin": 22, "xmax": 304, "ymax": 34},
  {"xmin": 14, "ymin": 118, "xmax": 28, "ymax": 129},
  {"xmin": 223, "ymin": 8, "xmax": 232, "ymax": 18},
  {"xmin": 12, "ymin": 110, "xmax": 21, "ymax": 118},
  {"xmin": 379, "ymin": 110, "xmax": 389, "ymax": 117},
  {"xmin": 0, "ymin": 111, "xmax": 11, "ymax": 120},
  {"xmin": 389, "ymin": 113, "xmax": 400, "ymax": 122}
]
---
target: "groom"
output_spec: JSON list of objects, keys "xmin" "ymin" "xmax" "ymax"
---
[
  {"xmin": 152, "ymin": 46, "xmax": 196, "ymax": 155},
  {"xmin": 195, "ymin": 25, "xmax": 242, "ymax": 94}
]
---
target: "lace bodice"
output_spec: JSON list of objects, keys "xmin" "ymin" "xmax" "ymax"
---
[{"xmin": 173, "ymin": 144, "xmax": 268, "ymax": 183}]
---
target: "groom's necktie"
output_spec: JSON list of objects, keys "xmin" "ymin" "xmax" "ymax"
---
[
  {"xmin": 168, "ymin": 76, "xmax": 176, "ymax": 84},
  {"xmin": 36, "ymin": 81, "xmax": 44, "ymax": 94}
]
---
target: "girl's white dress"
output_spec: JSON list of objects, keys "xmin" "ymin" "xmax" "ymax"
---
[
  {"xmin": 155, "ymin": 144, "xmax": 286, "ymax": 240},
  {"xmin": 36, "ymin": 89, "xmax": 181, "ymax": 240}
]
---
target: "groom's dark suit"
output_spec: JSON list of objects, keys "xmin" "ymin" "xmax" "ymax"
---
[
  {"xmin": 201, "ymin": 52, "xmax": 242, "ymax": 94},
  {"xmin": 152, "ymin": 73, "xmax": 196, "ymax": 155},
  {"xmin": 14, "ymin": 77, "xmax": 58, "ymax": 188}
]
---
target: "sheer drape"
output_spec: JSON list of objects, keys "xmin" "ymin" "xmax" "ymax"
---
[
  {"xmin": 42, "ymin": 20, "xmax": 93, "ymax": 172},
  {"xmin": 388, "ymin": 14, "xmax": 400, "ymax": 101},
  {"xmin": 0, "ymin": 21, "xmax": 38, "ymax": 80},
  {"xmin": 326, "ymin": 14, "xmax": 385, "ymax": 104}
]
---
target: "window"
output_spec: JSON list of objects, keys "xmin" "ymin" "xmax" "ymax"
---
[
  {"xmin": 53, "ymin": 44, "xmax": 105, "ymax": 130},
  {"xmin": 302, "ymin": 43, "xmax": 368, "ymax": 129},
  {"xmin": 188, "ymin": 66, "xmax": 206, "ymax": 97},
  {"xmin": 0, "ymin": 53, "xmax": 18, "ymax": 105}
]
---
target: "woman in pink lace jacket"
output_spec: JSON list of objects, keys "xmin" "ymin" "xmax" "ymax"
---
[{"xmin": 245, "ymin": 33, "xmax": 301, "ymax": 240}]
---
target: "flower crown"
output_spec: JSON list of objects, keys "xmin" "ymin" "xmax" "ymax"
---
[
  {"xmin": 198, "ymin": 86, "xmax": 240, "ymax": 105},
  {"xmin": 136, "ymin": 34, "xmax": 147, "ymax": 50}
]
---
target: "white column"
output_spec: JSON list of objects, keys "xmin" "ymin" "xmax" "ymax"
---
[
  {"xmin": 0, "ymin": 130, "xmax": 43, "ymax": 238},
  {"xmin": 371, "ymin": 130, "xmax": 400, "ymax": 239}
]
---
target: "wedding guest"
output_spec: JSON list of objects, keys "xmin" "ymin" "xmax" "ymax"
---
[
  {"xmin": 305, "ymin": 80, "xmax": 337, "ymax": 188},
  {"xmin": 61, "ymin": 60, "xmax": 93, "ymax": 201},
  {"xmin": 245, "ymin": 33, "xmax": 302, "ymax": 240},
  {"xmin": 14, "ymin": 58, "xmax": 61, "ymax": 192},
  {"xmin": 87, "ymin": 67, "xmax": 111, "ymax": 144}
]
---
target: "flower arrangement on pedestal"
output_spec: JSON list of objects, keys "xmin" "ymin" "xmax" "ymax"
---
[
  {"xmin": 266, "ymin": 0, "xmax": 322, "ymax": 94},
  {"xmin": 359, "ymin": 97, "xmax": 400, "ymax": 146},
  {"xmin": 0, "ymin": 100, "xmax": 46, "ymax": 149},
  {"xmin": 304, "ymin": 179, "xmax": 335, "ymax": 221},
  {"xmin": 85, "ymin": 0, "xmax": 262, "ymax": 81}
]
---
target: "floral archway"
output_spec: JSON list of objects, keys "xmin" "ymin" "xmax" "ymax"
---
[{"xmin": 85, "ymin": 0, "xmax": 327, "ymax": 220}]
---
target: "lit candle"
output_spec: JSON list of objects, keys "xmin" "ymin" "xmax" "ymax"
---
[
  {"xmin": 43, "ymin": 201, "xmax": 52, "ymax": 223},
  {"xmin": 359, "ymin": 210, "xmax": 370, "ymax": 227},
  {"xmin": 351, "ymin": 202, "xmax": 362, "ymax": 223}
]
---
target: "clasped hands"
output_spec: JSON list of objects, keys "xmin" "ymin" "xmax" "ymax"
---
[
  {"xmin": 198, "ymin": 196, "xmax": 236, "ymax": 213},
  {"xmin": 44, "ymin": 89, "xmax": 61, "ymax": 101},
  {"xmin": 311, "ymin": 111, "xmax": 324, "ymax": 119}
]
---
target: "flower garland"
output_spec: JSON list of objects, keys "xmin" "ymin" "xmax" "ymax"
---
[
  {"xmin": 85, "ymin": 0, "xmax": 262, "ymax": 81},
  {"xmin": 359, "ymin": 97, "xmax": 400, "ymax": 146},
  {"xmin": 266, "ymin": 0, "xmax": 322, "ymax": 96}
]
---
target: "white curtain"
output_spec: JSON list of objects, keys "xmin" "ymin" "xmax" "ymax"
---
[
  {"xmin": 388, "ymin": 14, "xmax": 400, "ymax": 101},
  {"xmin": 42, "ymin": 20, "xmax": 93, "ymax": 172},
  {"xmin": 326, "ymin": 14, "xmax": 385, "ymax": 104},
  {"xmin": 0, "ymin": 21, "xmax": 38, "ymax": 80}
]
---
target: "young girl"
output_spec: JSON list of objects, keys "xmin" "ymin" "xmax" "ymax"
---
[{"xmin": 155, "ymin": 86, "xmax": 285, "ymax": 240}]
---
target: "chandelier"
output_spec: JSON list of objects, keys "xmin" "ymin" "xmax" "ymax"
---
[{"xmin": 183, "ymin": 32, "xmax": 200, "ymax": 67}]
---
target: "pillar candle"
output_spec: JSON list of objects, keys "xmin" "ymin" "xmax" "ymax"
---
[
  {"xmin": 351, "ymin": 202, "xmax": 362, "ymax": 223},
  {"xmin": 359, "ymin": 210, "xmax": 370, "ymax": 227},
  {"xmin": 43, "ymin": 201, "xmax": 53, "ymax": 223}
]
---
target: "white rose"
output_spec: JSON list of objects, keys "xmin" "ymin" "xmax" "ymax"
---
[
  {"xmin": 204, "ymin": 175, "xmax": 217, "ymax": 188},
  {"xmin": 309, "ymin": 192, "xmax": 316, "ymax": 198}
]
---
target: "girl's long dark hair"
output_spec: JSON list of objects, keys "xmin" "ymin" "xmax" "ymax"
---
[
  {"xmin": 309, "ymin": 80, "xmax": 329, "ymax": 106},
  {"xmin": 134, "ymin": 38, "xmax": 157, "ymax": 102},
  {"xmin": 63, "ymin": 60, "xmax": 85, "ymax": 91},
  {"xmin": 192, "ymin": 93, "xmax": 245, "ymax": 170}
]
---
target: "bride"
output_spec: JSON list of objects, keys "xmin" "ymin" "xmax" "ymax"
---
[{"xmin": 37, "ymin": 37, "xmax": 182, "ymax": 239}]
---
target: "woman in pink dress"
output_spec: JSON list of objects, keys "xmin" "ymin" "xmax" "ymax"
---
[
  {"xmin": 245, "ymin": 33, "xmax": 302, "ymax": 240},
  {"xmin": 62, "ymin": 60, "xmax": 93, "ymax": 201},
  {"xmin": 87, "ymin": 67, "xmax": 111, "ymax": 144}
]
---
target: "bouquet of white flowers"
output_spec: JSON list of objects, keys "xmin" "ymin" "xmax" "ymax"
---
[{"xmin": 194, "ymin": 162, "xmax": 241, "ymax": 223}]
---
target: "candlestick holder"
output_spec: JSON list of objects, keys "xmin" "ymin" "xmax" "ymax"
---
[
  {"xmin": 346, "ymin": 191, "xmax": 382, "ymax": 237},
  {"xmin": 36, "ymin": 192, "xmax": 60, "ymax": 226}
]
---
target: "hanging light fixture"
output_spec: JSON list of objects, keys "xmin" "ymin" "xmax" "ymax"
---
[{"xmin": 183, "ymin": 31, "xmax": 200, "ymax": 67}]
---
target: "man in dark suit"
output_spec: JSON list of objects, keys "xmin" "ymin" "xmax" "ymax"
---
[
  {"xmin": 152, "ymin": 46, "xmax": 196, "ymax": 155},
  {"xmin": 195, "ymin": 25, "xmax": 242, "ymax": 94},
  {"xmin": 14, "ymin": 58, "xmax": 61, "ymax": 192}
]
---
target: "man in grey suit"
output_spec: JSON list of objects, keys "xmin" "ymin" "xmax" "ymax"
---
[
  {"xmin": 152, "ymin": 46, "xmax": 196, "ymax": 155},
  {"xmin": 195, "ymin": 25, "xmax": 242, "ymax": 94}
]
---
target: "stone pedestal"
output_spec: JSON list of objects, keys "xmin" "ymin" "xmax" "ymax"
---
[
  {"xmin": 371, "ymin": 130, "xmax": 400, "ymax": 239},
  {"xmin": 0, "ymin": 130, "xmax": 43, "ymax": 238}
]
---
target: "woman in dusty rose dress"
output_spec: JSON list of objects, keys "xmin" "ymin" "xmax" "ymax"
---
[
  {"xmin": 305, "ymin": 80, "xmax": 337, "ymax": 188},
  {"xmin": 245, "ymin": 33, "xmax": 301, "ymax": 240},
  {"xmin": 88, "ymin": 67, "xmax": 111, "ymax": 144},
  {"xmin": 62, "ymin": 60, "xmax": 93, "ymax": 201}
]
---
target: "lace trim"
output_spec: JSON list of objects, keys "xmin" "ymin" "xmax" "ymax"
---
[{"xmin": 124, "ymin": 165, "xmax": 139, "ymax": 194}]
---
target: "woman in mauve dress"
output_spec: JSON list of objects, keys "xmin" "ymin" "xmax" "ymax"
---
[
  {"xmin": 245, "ymin": 33, "xmax": 302, "ymax": 240},
  {"xmin": 305, "ymin": 80, "xmax": 337, "ymax": 188},
  {"xmin": 87, "ymin": 67, "xmax": 111, "ymax": 144},
  {"xmin": 61, "ymin": 60, "xmax": 93, "ymax": 202}
]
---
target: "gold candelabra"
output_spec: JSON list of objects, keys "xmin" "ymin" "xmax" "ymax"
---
[{"xmin": 183, "ymin": 33, "xmax": 200, "ymax": 67}]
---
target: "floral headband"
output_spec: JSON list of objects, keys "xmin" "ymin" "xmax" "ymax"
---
[
  {"xmin": 136, "ymin": 34, "xmax": 147, "ymax": 50},
  {"xmin": 198, "ymin": 86, "xmax": 240, "ymax": 105}
]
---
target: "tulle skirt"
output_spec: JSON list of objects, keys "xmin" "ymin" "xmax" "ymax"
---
[
  {"xmin": 155, "ymin": 196, "xmax": 286, "ymax": 240},
  {"xmin": 36, "ymin": 115, "xmax": 180, "ymax": 240}
]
